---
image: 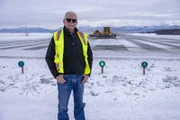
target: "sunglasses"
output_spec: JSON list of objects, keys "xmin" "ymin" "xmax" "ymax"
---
[{"xmin": 65, "ymin": 18, "xmax": 77, "ymax": 23}]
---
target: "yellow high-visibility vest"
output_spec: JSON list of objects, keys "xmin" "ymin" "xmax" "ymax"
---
[{"xmin": 53, "ymin": 29, "xmax": 91, "ymax": 74}]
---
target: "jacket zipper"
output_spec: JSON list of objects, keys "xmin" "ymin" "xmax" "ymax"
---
[{"xmin": 71, "ymin": 33, "xmax": 75, "ymax": 46}]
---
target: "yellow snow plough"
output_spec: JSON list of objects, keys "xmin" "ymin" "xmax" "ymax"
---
[{"xmin": 89, "ymin": 26, "xmax": 116, "ymax": 39}]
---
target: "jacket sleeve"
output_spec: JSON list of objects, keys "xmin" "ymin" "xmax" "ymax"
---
[
  {"xmin": 87, "ymin": 42, "xmax": 93, "ymax": 76},
  {"xmin": 45, "ymin": 36, "xmax": 60, "ymax": 78}
]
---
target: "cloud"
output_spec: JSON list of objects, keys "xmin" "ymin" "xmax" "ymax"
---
[{"xmin": 0, "ymin": 0, "xmax": 180, "ymax": 28}]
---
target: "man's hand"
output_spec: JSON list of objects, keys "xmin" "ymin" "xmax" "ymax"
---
[
  {"xmin": 81, "ymin": 74, "xmax": 89, "ymax": 84},
  {"xmin": 56, "ymin": 75, "xmax": 66, "ymax": 84}
]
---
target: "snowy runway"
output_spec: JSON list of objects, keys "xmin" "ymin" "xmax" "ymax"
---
[
  {"xmin": 0, "ymin": 33, "xmax": 180, "ymax": 52},
  {"xmin": 0, "ymin": 33, "xmax": 180, "ymax": 120}
]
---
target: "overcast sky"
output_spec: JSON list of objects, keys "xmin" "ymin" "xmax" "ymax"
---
[{"xmin": 0, "ymin": 0, "xmax": 180, "ymax": 28}]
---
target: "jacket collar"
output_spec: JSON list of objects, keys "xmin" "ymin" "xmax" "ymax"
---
[{"xmin": 63, "ymin": 26, "xmax": 78, "ymax": 34}]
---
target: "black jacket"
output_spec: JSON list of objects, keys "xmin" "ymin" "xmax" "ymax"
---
[{"xmin": 45, "ymin": 27, "xmax": 93, "ymax": 78}]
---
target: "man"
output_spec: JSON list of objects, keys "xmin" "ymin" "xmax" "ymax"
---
[{"xmin": 45, "ymin": 11, "xmax": 93, "ymax": 120}]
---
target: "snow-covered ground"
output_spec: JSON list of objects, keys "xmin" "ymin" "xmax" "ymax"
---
[{"xmin": 0, "ymin": 33, "xmax": 180, "ymax": 120}]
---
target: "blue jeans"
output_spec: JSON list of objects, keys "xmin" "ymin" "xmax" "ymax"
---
[{"xmin": 57, "ymin": 74, "xmax": 85, "ymax": 120}]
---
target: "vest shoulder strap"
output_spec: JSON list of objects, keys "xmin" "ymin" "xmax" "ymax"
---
[
  {"xmin": 54, "ymin": 30, "xmax": 62, "ymax": 41},
  {"xmin": 78, "ymin": 32, "xmax": 88, "ymax": 45}
]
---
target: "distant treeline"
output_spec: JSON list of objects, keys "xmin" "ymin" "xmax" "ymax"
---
[{"xmin": 148, "ymin": 29, "xmax": 180, "ymax": 35}]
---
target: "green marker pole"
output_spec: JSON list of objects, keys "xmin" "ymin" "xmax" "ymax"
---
[
  {"xmin": 18, "ymin": 61, "xmax": 25, "ymax": 74},
  {"xmin": 99, "ymin": 61, "xmax": 105, "ymax": 74},
  {"xmin": 141, "ymin": 61, "xmax": 148, "ymax": 75}
]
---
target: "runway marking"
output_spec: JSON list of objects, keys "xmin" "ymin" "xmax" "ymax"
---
[
  {"xmin": 157, "ymin": 41, "xmax": 180, "ymax": 47},
  {"xmin": 138, "ymin": 37, "xmax": 180, "ymax": 48},
  {"xmin": 134, "ymin": 39, "xmax": 178, "ymax": 52},
  {"xmin": 24, "ymin": 45, "xmax": 48, "ymax": 50},
  {"xmin": 13, "ymin": 43, "xmax": 49, "ymax": 50},
  {"xmin": 89, "ymin": 39, "xmax": 121, "ymax": 49},
  {"xmin": 0, "ymin": 39, "xmax": 43, "ymax": 44},
  {"xmin": 0, "ymin": 41, "xmax": 49, "ymax": 49},
  {"xmin": 0, "ymin": 36, "xmax": 179, "ymax": 52},
  {"xmin": 118, "ymin": 39, "xmax": 147, "ymax": 52}
]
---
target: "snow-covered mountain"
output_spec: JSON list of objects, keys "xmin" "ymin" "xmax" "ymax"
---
[
  {"xmin": 0, "ymin": 25, "xmax": 180, "ymax": 33},
  {"xmin": 0, "ymin": 27, "xmax": 56, "ymax": 33}
]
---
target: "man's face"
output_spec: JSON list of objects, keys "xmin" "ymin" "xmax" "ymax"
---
[{"xmin": 63, "ymin": 13, "xmax": 78, "ymax": 31}]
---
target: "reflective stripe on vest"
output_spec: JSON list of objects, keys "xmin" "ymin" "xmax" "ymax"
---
[
  {"xmin": 77, "ymin": 32, "xmax": 90, "ymax": 74},
  {"xmin": 53, "ymin": 29, "xmax": 91, "ymax": 74},
  {"xmin": 53, "ymin": 30, "xmax": 64, "ymax": 73}
]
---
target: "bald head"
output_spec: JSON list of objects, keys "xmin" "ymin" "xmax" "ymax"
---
[
  {"xmin": 64, "ymin": 11, "xmax": 78, "ymax": 20},
  {"xmin": 63, "ymin": 11, "xmax": 78, "ymax": 33}
]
